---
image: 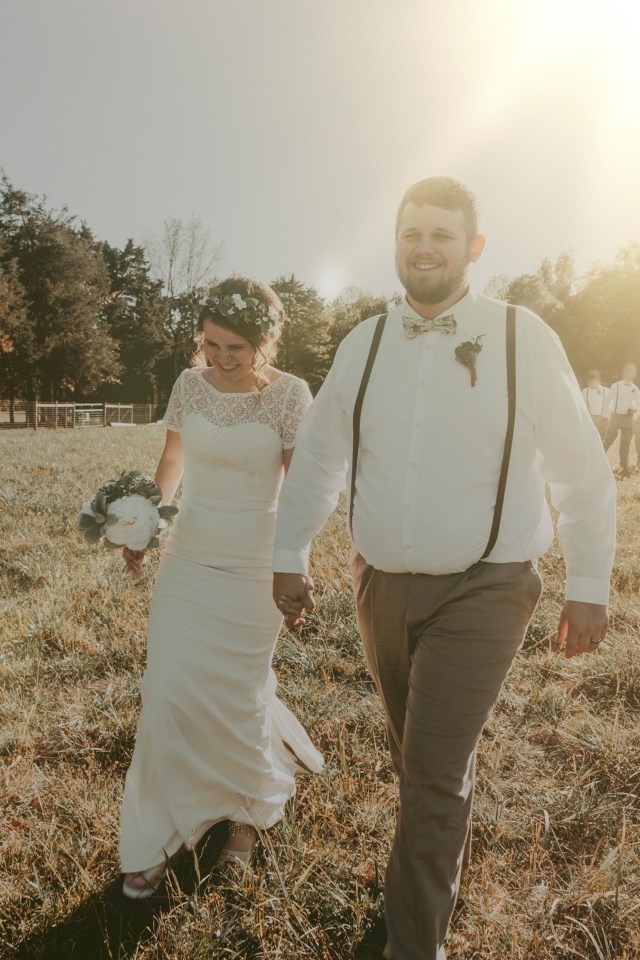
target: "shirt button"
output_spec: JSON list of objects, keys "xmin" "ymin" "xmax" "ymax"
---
[{"xmin": 420, "ymin": 380, "xmax": 427, "ymax": 387}]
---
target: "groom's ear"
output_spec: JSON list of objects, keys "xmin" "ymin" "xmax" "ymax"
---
[{"xmin": 469, "ymin": 234, "xmax": 486, "ymax": 263}]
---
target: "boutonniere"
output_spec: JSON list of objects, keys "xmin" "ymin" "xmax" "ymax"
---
[{"xmin": 455, "ymin": 336, "xmax": 484, "ymax": 387}]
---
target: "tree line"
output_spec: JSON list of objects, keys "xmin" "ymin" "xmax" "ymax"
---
[{"xmin": 1, "ymin": 174, "xmax": 638, "ymax": 415}]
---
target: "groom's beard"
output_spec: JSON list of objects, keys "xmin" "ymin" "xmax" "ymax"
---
[{"xmin": 396, "ymin": 255, "xmax": 469, "ymax": 306}]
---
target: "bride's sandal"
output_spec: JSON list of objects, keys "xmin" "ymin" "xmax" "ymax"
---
[
  {"xmin": 217, "ymin": 822, "xmax": 257, "ymax": 866},
  {"xmin": 122, "ymin": 862, "xmax": 168, "ymax": 899}
]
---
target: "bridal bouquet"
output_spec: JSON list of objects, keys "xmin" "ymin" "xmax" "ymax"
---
[{"xmin": 77, "ymin": 469, "xmax": 178, "ymax": 551}]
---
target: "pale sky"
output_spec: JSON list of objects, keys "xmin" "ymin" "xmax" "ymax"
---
[{"xmin": 1, "ymin": 0, "xmax": 639, "ymax": 300}]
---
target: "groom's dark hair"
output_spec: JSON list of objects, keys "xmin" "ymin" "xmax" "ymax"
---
[{"xmin": 396, "ymin": 176, "xmax": 480, "ymax": 240}]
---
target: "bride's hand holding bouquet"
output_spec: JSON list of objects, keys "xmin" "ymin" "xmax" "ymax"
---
[{"xmin": 77, "ymin": 469, "xmax": 178, "ymax": 580}]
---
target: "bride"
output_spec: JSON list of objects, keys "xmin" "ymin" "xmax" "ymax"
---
[{"xmin": 118, "ymin": 276, "xmax": 323, "ymax": 899}]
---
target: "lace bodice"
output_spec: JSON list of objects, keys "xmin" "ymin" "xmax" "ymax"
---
[
  {"xmin": 164, "ymin": 367, "xmax": 311, "ymax": 450},
  {"xmin": 162, "ymin": 368, "xmax": 312, "ymax": 515}
]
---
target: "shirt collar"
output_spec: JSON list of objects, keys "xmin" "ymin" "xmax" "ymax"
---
[{"xmin": 398, "ymin": 286, "xmax": 477, "ymax": 327}]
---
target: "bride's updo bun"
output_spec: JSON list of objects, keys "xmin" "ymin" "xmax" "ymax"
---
[{"xmin": 194, "ymin": 276, "xmax": 285, "ymax": 388}]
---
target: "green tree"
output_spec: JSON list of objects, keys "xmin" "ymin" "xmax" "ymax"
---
[
  {"xmin": 485, "ymin": 247, "xmax": 640, "ymax": 383},
  {"xmin": 0, "ymin": 245, "xmax": 28, "ymax": 419},
  {"xmin": 271, "ymin": 275, "xmax": 330, "ymax": 393},
  {"xmin": 561, "ymin": 244, "xmax": 640, "ymax": 381},
  {"xmin": 96, "ymin": 239, "xmax": 170, "ymax": 403},
  {"xmin": 0, "ymin": 176, "xmax": 119, "ymax": 400},
  {"xmin": 485, "ymin": 252, "xmax": 575, "ymax": 322},
  {"xmin": 326, "ymin": 287, "xmax": 395, "ymax": 365}
]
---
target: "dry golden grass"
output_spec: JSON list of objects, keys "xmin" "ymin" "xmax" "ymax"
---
[{"xmin": 0, "ymin": 425, "xmax": 639, "ymax": 960}]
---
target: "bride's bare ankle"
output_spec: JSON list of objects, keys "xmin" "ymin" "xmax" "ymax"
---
[{"xmin": 223, "ymin": 822, "xmax": 257, "ymax": 853}]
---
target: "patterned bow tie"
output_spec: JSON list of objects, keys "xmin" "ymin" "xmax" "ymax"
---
[{"xmin": 402, "ymin": 313, "xmax": 457, "ymax": 339}]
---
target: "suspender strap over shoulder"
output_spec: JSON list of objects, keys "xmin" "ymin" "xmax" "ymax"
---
[
  {"xmin": 481, "ymin": 304, "xmax": 517, "ymax": 559},
  {"xmin": 349, "ymin": 313, "xmax": 387, "ymax": 536},
  {"xmin": 348, "ymin": 305, "xmax": 517, "ymax": 560}
]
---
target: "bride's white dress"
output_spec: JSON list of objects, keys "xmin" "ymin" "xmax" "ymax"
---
[{"xmin": 119, "ymin": 367, "xmax": 324, "ymax": 872}]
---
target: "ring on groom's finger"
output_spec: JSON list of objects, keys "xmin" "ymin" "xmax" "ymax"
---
[{"xmin": 589, "ymin": 638, "xmax": 603, "ymax": 645}]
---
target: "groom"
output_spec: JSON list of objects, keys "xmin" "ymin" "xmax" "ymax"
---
[{"xmin": 272, "ymin": 176, "xmax": 616, "ymax": 960}]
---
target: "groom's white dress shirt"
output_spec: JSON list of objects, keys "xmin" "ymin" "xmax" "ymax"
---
[{"xmin": 274, "ymin": 291, "xmax": 616, "ymax": 605}]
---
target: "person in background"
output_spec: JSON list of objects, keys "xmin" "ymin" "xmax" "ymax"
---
[
  {"xmin": 604, "ymin": 362, "xmax": 639, "ymax": 478},
  {"xmin": 582, "ymin": 370, "xmax": 609, "ymax": 441}
]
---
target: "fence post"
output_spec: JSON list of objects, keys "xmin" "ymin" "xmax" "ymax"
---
[{"xmin": 103, "ymin": 404, "xmax": 107, "ymax": 427}]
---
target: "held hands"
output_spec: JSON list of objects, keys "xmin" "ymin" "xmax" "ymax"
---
[
  {"xmin": 273, "ymin": 572, "xmax": 315, "ymax": 628},
  {"xmin": 556, "ymin": 600, "xmax": 608, "ymax": 659},
  {"xmin": 123, "ymin": 547, "xmax": 147, "ymax": 579}
]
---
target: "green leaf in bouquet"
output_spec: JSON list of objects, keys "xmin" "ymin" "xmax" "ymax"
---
[
  {"xmin": 105, "ymin": 513, "xmax": 119, "ymax": 525},
  {"xmin": 147, "ymin": 536, "xmax": 160, "ymax": 548},
  {"xmin": 158, "ymin": 505, "xmax": 179, "ymax": 519},
  {"xmin": 78, "ymin": 512, "xmax": 97, "ymax": 530},
  {"xmin": 103, "ymin": 538, "xmax": 121, "ymax": 549},
  {"xmin": 92, "ymin": 490, "xmax": 107, "ymax": 516},
  {"xmin": 149, "ymin": 493, "xmax": 162, "ymax": 505},
  {"xmin": 127, "ymin": 469, "xmax": 144, "ymax": 479},
  {"xmin": 84, "ymin": 526, "xmax": 103, "ymax": 545},
  {"xmin": 93, "ymin": 513, "xmax": 106, "ymax": 524}
]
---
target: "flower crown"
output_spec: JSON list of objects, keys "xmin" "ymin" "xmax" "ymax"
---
[{"xmin": 198, "ymin": 289, "xmax": 284, "ymax": 335}]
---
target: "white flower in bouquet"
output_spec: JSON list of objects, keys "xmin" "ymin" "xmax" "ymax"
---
[
  {"xmin": 77, "ymin": 469, "xmax": 178, "ymax": 555},
  {"xmin": 104, "ymin": 494, "xmax": 162, "ymax": 551}
]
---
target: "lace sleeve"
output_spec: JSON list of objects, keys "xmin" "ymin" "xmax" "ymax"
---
[
  {"xmin": 279, "ymin": 378, "xmax": 313, "ymax": 450},
  {"xmin": 163, "ymin": 370, "xmax": 188, "ymax": 431}
]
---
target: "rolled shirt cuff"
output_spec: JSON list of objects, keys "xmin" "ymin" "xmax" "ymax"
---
[
  {"xmin": 273, "ymin": 546, "xmax": 310, "ymax": 575},
  {"xmin": 564, "ymin": 575, "xmax": 610, "ymax": 605}
]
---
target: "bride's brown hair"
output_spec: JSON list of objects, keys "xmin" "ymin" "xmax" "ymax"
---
[{"xmin": 193, "ymin": 276, "xmax": 284, "ymax": 390}]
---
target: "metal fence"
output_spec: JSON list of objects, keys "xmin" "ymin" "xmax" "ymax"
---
[{"xmin": 0, "ymin": 400, "xmax": 157, "ymax": 430}]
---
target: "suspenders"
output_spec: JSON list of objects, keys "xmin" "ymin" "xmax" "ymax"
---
[
  {"xmin": 349, "ymin": 305, "xmax": 517, "ymax": 562},
  {"xmin": 586, "ymin": 387, "xmax": 606, "ymax": 416},
  {"xmin": 481, "ymin": 305, "xmax": 516, "ymax": 559},
  {"xmin": 349, "ymin": 313, "xmax": 387, "ymax": 535},
  {"xmin": 612, "ymin": 382, "xmax": 638, "ymax": 415}
]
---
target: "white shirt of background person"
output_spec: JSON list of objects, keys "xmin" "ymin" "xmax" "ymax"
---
[
  {"xmin": 607, "ymin": 363, "xmax": 639, "ymax": 417},
  {"xmin": 582, "ymin": 371, "xmax": 609, "ymax": 417}
]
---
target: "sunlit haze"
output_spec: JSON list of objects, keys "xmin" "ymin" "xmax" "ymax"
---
[{"xmin": 1, "ymin": 0, "xmax": 638, "ymax": 298}]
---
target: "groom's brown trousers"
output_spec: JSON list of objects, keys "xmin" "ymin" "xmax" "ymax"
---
[{"xmin": 351, "ymin": 551, "xmax": 542, "ymax": 960}]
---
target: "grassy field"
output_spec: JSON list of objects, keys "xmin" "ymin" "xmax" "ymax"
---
[{"xmin": 1, "ymin": 424, "xmax": 639, "ymax": 960}]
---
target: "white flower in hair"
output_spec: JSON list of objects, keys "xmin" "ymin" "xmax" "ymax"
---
[
  {"xmin": 231, "ymin": 293, "xmax": 247, "ymax": 310},
  {"xmin": 268, "ymin": 306, "xmax": 281, "ymax": 324}
]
